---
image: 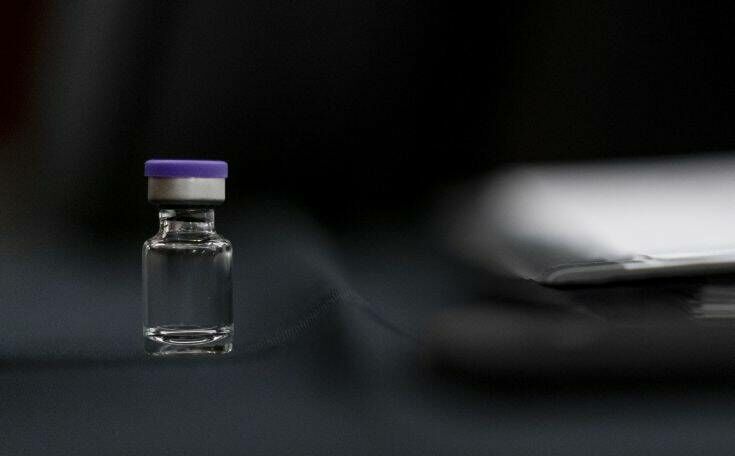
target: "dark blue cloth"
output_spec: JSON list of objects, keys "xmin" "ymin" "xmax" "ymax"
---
[{"xmin": 4, "ymin": 204, "xmax": 735, "ymax": 455}]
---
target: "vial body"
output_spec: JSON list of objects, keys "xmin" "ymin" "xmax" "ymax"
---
[{"xmin": 143, "ymin": 208, "xmax": 233, "ymax": 355}]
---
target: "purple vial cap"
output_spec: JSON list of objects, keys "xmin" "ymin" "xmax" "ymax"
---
[{"xmin": 144, "ymin": 159, "xmax": 228, "ymax": 178}]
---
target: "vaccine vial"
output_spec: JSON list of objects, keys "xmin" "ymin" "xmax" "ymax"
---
[{"xmin": 143, "ymin": 159, "xmax": 233, "ymax": 355}]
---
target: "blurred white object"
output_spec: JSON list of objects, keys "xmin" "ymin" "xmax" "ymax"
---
[{"xmin": 452, "ymin": 154, "xmax": 735, "ymax": 285}]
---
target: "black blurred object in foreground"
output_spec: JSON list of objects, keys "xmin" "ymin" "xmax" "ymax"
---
[{"xmin": 427, "ymin": 274, "xmax": 735, "ymax": 380}]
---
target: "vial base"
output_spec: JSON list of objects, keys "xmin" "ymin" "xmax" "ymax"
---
[{"xmin": 144, "ymin": 325, "xmax": 233, "ymax": 356}]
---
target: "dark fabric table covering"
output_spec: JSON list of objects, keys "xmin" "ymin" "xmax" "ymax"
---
[{"xmin": 4, "ymin": 204, "xmax": 735, "ymax": 455}]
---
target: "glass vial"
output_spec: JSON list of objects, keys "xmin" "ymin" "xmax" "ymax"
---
[{"xmin": 142, "ymin": 160, "xmax": 233, "ymax": 355}]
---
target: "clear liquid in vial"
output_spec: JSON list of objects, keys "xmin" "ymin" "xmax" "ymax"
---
[{"xmin": 143, "ymin": 235, "xmax": 233, "ymax": 355}]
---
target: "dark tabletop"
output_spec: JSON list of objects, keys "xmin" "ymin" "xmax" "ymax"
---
[{"xmin": 4, "ymin": 203, "xmax": 735, "ymax": 455}]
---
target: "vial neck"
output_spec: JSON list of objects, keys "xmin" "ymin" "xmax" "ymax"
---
[{"xmin": 159, "ymin": 208, "xmax": 215, "ymax": 236}]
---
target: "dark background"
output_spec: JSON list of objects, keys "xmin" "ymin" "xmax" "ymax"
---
[
  {"xmin": 5, "ymin": 2, "xmax": 735, "ymax": 240},
  {"xmin": 5, "ymin": 2, "xmax": 735, "ymax": 455}
]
